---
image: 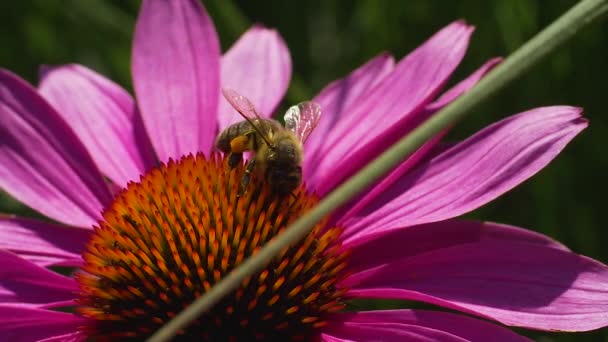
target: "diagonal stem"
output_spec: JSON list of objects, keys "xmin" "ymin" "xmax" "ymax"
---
[{"xmin": 147, "ymin": 0, "xmax": 608, "ymax": 340}]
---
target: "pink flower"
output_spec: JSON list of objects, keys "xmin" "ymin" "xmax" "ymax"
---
[{"xmin": 1, "ymin": 0, "xmax": 607, "ymax": 341}]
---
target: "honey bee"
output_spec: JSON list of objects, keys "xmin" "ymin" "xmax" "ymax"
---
[{"xmin": 215, "ymin": 88, "xmax": 322, "ymax": 196}]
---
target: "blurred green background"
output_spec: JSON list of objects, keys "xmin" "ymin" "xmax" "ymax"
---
[{"xmin": 0, "ymin": 0, "xmax": 606, "ymax": 340}]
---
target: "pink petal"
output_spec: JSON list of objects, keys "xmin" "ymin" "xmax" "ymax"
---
[
  {"xmin": 0, "ymin": 217, "xmax": 88, "ymax": 267},
  {"xmin": 328, "ymin": 58, "xmax": 499, "ymax": 221},
  {"xmin": 39, "ymin": 64, "xmax": 155, "ymax": 187},
  {"xmin": 342, "ymin": 106, "xmax": 587, "ymax": 241},
  {"xmin": 330, "ymin": 310, "xmax": 530, "ymax": 342},
  {"xmin": 329, "ymin": 135, "xmax": 444, "ymax": 226},
  {"xmin": 335, "ymin": 58, "xmax": 501, "ymax": 221},
  {"xmin": 424, "ymin": 58, "xmax": 502, "ymax": 112},
  {"xmin": 305, "ymin": 52, "xmax": 395, "ymax": 174},
  {"xmin": 0, "ymin": 69, "xmax": 112, "ymax": 227},
  {"xmin": 320, "ymin": 335, "xmax": 351, "ymax": 342},
  {"xmin": 37, "ymin": 331, "xmax": 86, "ymax": 342},
  {"xmin": 0, "ymin": 250, "xmax": 78, "ymax": 306},
  {"xmin": 218, "ymin": 25, "xmax": 291, "ymax": 131},
  {"xmin": 345, "ymin": 219, "xmax": 569, "ymax": 272},
  {"xmin": 320, "ymin": 57, "xmax": 502, "ymax": 199},
  {"xmin": 322, "ymin": 322, "xmax": 467, "ymax": 342},
  {"xmin": 344, "ymin": 240, "xmax": 608, "ymax": 331},
  {"xmin": 308, "ymin": 21, "xmax": 474, "ymax": 194},
  {"xmin": 132, "ymin": 0, "xmax": 221, "ymax": 161},
  {"xmin": 0, "ymin": 304, "xmax": 85, "ymax": 342}
]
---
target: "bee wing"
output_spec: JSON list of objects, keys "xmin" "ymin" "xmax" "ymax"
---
[
  {"xmin": 221, "ymin": 88, "xmax": 264, "ymax": 121},
  {"xmin": 222, "ymin": 88, "xmax": 275, "ymax": 148},
  {"xmin": 284, "ymin": 101, "xmax": 322, "ymax": 143}
]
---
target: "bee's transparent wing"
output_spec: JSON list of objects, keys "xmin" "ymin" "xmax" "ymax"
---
[
  {"xmin": 221, "ymin": 88, "xmax": 263, "ymax": 121},
  {"xmin": 221, "ymin": 88, "xmax": 275, "ymax": 147},
  {"xmin": 284, "ymin": 101, "xmax": 322, "ymax": 143}
]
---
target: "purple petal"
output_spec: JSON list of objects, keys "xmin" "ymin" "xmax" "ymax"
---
[
  {"xmin": 39, "ymin": 64, "xmax": 155, "ymax": 187},
  {"xmin": 308, "ymin": 21, "xmax": 474, "ymax": 194},
  {"xmin": 329, "ymin": 135, "xmax": 444, "ymax": 225},
  {"xmin": 37, "ymin": 331, "xmax": 86, "ymax": 342},
  {"xmin": 218, "ymin": 25, "xmax": 291, "ymax": 131},
  {"xmin": 335, "ymin": 58, "xmax": 502, "ymax": 221},
  {"xmin": 305, "ymin": 52, "xmax": 395, "ymax": 175},
  {"xmin": 322, "ymin": 322, "xmax": 467, "ymax": 342},
  {"xmin": 320, "ymin": 334, "xmax": 351, "ymax": 342},
  {"xmin": 0, "ymin": 217, "xmax": 89, "ymax": 267},
  {"xmin": 424, "ymin": 57, "xmax": 502, "ymax": 112},
  {"xmin": 318, "ymin": 57, "xmax": 501, "ymax": 199},
  {"xmin": 132, "ymin": 0, "xmax": 221, "ymax": 161},
  {"xmin": 0, "ymin": 304, "xmax": 85, "ymax": 342},
  {"xmin": 345, "ymin": 219, "xmax": 569, "ymax": 272},
  {"xmin": 0, "ymin": 69, "xmax": 112, "ymax": 227},
  {"xmin": 342, "ymin": 106, "xmax": 587, "ymax": 241},
  {"xmin": 330, "ymin": 310, "xmax": 530, "ymax": 341},
  {"xmin": 0, "ymin": 250, "xmax": 78, "ymax": 306},
  {"xmin": 331, "ymin": 60, "xmax": 500, "ymax": 221},
  {"xmin": 344, "ymin": 240, "xmax": 608, "ymax": 331}
]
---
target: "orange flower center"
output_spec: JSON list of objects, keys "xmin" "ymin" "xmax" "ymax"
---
[{"xmin": 76, "ymin": 153, "xmax": 349, "ymax": 341}]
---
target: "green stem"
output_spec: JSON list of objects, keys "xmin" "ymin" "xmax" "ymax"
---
[{"xmin": 147, "ymin": 0, "xmax": 608, "ymax": 340}]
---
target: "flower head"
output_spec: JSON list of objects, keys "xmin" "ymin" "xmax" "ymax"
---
[
  {"xmin": 1, "ymin": 0, "xmax": 607, "ymax": 341},
  {"xmin": 76, "ymin": 154, "xmax": 349, "ymax": 340}
]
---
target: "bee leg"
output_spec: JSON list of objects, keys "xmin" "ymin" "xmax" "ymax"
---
[
  {"xmin": 239, "ymin": 159, "xmax": 256, "ymax": 196},
  {"xmin": 287, "ymin": 191, "xmax": 299, "ymax": 211},
  {"xmin": 228, "ymin": 153, "xmax": 243, "ymax": 168}
]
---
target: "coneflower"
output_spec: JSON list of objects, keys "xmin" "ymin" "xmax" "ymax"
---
[{"xmin": 1, "ymin": 0, "xmax": 607, "ymax": 341}]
